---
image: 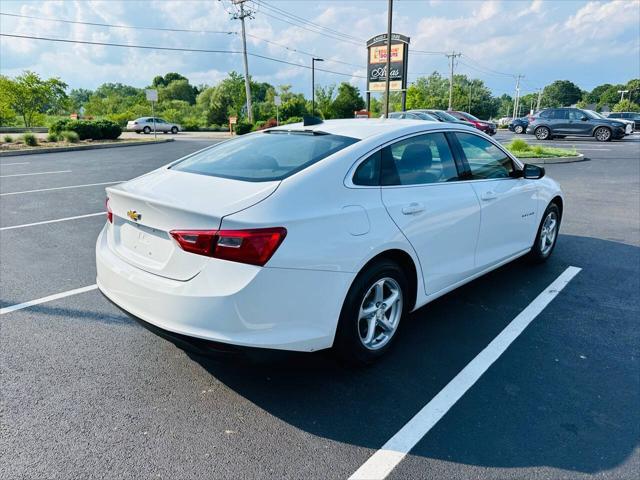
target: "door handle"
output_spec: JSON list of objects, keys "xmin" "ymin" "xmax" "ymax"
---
[
  {"xmin": 480, "ymin": 191, "xmax": 497, "ymax": 201},
  {"xmin": 402, "ymin": 202, "xmax": 425, "ymax": 215}
]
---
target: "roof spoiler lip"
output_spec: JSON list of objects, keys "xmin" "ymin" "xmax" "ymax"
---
[{"xmin": 263, "ymin": 128, "xmax": 329, "ymax": 135}]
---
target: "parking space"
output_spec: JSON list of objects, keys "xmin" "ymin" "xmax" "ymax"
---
[{"xmin": 1, "ymin": 136, "xmax": 638, "ymax": 479}]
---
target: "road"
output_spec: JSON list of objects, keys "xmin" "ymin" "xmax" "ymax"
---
[{"xmin": 1, "ymin": 131, "xmax": 639, "ymax": 479}]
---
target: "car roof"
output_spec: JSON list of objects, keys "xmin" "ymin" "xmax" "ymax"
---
[{"xmin": 267, "ymin": 118, "xmax": 445, "ymax": 140}]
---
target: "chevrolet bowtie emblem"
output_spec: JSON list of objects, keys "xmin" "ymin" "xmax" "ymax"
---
[{"xmin": 127, "ymin": 210, "xmax": 141, "ymax": 222}]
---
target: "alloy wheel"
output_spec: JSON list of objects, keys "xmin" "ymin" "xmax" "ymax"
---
[
  {"xmin": 535, "ymin": 127, "xmax": 550, "ymax": 140},
  {"xmin": 595, "ymin": 127, "xmax": 611, "ymax": 142},
  {"xmin": 540, "ymin": 211, "xmax": 558, "ymax": 256},
  {"xmin": 358, "ymin": 277, "xmax": 403, "ymax": 350}
]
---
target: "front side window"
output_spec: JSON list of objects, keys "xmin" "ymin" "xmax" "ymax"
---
[
  {"xmin": 382, "ymin": 132, "xmax": 459, "ymax": 186},
  {"xmin": 456, "ymin": 132, "xmax": 514, "ymax": 179},
  {"xmin": 172, "ymin": 131, "xmax": 358, "ymax": 182}
]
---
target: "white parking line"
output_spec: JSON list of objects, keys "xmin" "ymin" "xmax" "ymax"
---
[
  {"xmin": 1, "ymin": 162, "xmax": 30, "ymax": 166},
  {"xmin": 349, "ymin": 266, "xmax": 582, "ymax": 480},
  {"xmin": 1, "ymin": 180, "xmax": 124, "ymax": 196},
  {"xmin": 0, "ymin": 169, "xmax": 71, "ymax": 178},
  {"xmin": 0, "ymin": 212, "xmax": 103, "ymax": 231},
  {"xmin": 0, "ymin": 284, "xmax": 98, "ymax": 315}
]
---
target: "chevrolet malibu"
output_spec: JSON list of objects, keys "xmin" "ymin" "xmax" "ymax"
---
[{"xmin": 97, "ymin": 119, "xmax": 563, "ymax": 364}]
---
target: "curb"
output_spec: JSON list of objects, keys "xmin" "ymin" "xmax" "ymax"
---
[
  {"xmin": 0, "ymin": 138, "xmax": 174, "ymax": 157},
  {"xmin": 525, "ymin": 153, "xmax": 585, "ymax": 165}
]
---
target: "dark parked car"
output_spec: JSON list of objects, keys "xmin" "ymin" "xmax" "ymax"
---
[
  {"xmin": 527, "ymin": 108, "xmax": 626, "ymax": 141},
  {"xmin": 410, "ymin": 109, "xmax": 475, "ymax": 128},
  {"xmin": 387, "ymin": 111, "xmax": 439, "ymax": 121},
  {"xmin": 448, "ymin": 110, "xmax": 497, "ymax": 135},
  {"xmin": 509, "ymin": 117, "xmax": 529, "ymax": 134},
  {"xmin": 607, "ymin": 111, "xmax": 640, "ymax": 130}
]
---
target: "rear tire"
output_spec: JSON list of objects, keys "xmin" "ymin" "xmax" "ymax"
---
[
  {"xmin": 334, "ymin": 260, "xmax": 408, "ymax": 366},
  {"xmin": 171, "ymin": 126, "xmax": 178, "ymax": 134},
  {"xmin": 529, "ymin": 203, "xmax": 560, "ymax": 263},
  {"xmin": 143, "ymin": 126, "xmax": 151, "ymax": 134},
  {"xmin": 535, "ymin": 126, "xmax": 551, "ymax": 140},
  {"xmin": 514, "ymin": 125, "xmax": 524, "ymax": 134},
  {"xmin": 594, "ymin": 126, "xmax": 611, "ymax": 142}
]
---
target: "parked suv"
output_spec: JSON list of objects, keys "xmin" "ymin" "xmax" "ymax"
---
[
  {"xmin": 527, "ymin": 108, "xmax": 626, "ymax": 141},
  {"xmin": 607, "ymin": 112, "xmax": 640, "ymax": 130},
  {"xmin": 127, "ymin": 117, "xmax": 181, "ymax": 134}
]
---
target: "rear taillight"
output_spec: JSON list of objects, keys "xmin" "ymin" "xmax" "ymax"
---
[
  {"xmin": 529, "ymin": 116, "xmax": 536, "ymax": 122},
  {"xmin": 170, "ymin": 227, "xmax": 287, "ymax": 266},
  {"xmin": 106, "ymin": 198, "xmax": 113, "ymax": 223}
]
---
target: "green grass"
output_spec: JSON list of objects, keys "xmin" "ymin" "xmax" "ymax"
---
[{"xmin": 506, "ymin": 139, "xmax": 578, "ymax": 158}]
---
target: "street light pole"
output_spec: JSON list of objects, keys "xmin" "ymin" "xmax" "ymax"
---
[{"xmin": 312, "ymin": 58, "xmax": 323, "ymax": 117}]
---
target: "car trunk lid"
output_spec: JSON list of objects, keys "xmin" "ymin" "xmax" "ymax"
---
[{"xmin": 106, "ymin": 168, "xmax": 279, "ymax": 280}]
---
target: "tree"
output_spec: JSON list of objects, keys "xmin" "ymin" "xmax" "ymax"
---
[
  {"xmin": 152, "ymin": 72, "xmax": 188, "ymax": 88},
  {"xmin": 159, "ymin": 79, "xmax": 197, "ymax": 104},
  {"xmin": 331, "ymin": 82, "xmax": 364, "ymax": 118},
  {"xmin": 69, "ymin": 88, "xmax": 93, "ymax": 112},
  {"xmin": 0, "ymin": 71, "xmax": 67, "ymax": 127},
  {"xmin": 612, "ymin": 99, "xmax": 640, "ymax": 112},
  {"xmin": 314, "ymin": 84, "xmax": 336, "ymax": 118},
  {"xmin": 541, "ymin": 80, "xmax": 583, "ymax": 107}
]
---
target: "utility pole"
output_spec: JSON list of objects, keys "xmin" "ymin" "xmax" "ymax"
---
[
  {"xmin": 468, "ymin": 84, "xmax": 473, "ymax": 114},
  {"xmin": 512, "ymin": 74, "xmax": 523, "ymax": 119},
  {"xmin": 312, "ymin": 58, "xmax": 323, "ymax": 116},
  {"xmin": 446, "ymin": 51, "xmax": 462, "ymax": 110},
  {"xmin": 383, "ymin": 0, "xmax": 393, "ymax": 118},
  {"xmin": 232, "ymin": 0, "xmax": 253, "ymax": 123},
  {"xmin": 536, "ymin": 88, "xmax": 543, "ymax": 112}
]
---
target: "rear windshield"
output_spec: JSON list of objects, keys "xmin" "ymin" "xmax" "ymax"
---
[{"xmin": 170, "ymin": 131, "xmax": 358, "ymax": 182}]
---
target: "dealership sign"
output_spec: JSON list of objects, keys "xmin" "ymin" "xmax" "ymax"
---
[{"xmin": 366, "ymin": 33, "xmax": 410, "ymax": 93}]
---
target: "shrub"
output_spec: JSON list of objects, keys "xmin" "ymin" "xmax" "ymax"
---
[
  {"xmin": 23, "ymin": 133, "xmax": 38, "ymax": 146},
  {"xmin": 219, "ymin": 125, "xmax": 229, "ymax": 132},
  {"xmin": 3, "ymin": 135, "xmax": 14, "ymax": 143},
  {"xmin": 257, "ymin": 118, "xmax": 278, "ymax": 130},
  {"xmin": 181, "ymin": 118, "xmax": 201, "ymax": 131},
  {"xmin": 254, "ymin": 120, "xmax": 266, "ymax": 130},
  {"xmin": 235, "ymin": 121, "xmax": 253, "ymax": 135},
  {"xmin": 209, "ymin": 123, "xmax": 221, "ymax": 132},
  {"xmin": 507, "ymin": 138, "xmax": 530, "ymax": 151},
  {"xmin": 61, "ymin": 130, "xmax": 80, "ymax": 143},
  {"xmin": 46, "ymin": 132, "xmax": 59, "ymax": 142},
  {"xmin": 282, "ymin": 116, "xmax": 303, "ymax": 125},
  {"xmin": 49, "ymin": 119, "xmax": 121, "ymax": 140},
  {"xmin": 532, "ymin": 145, "xmax": 545, "ymax": 155}
]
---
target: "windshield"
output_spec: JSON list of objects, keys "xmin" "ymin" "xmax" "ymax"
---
[
  {"xmin": 585, "ymin": 110, "xmax": 605, "ymax": 119},
  {"xmin": 171, "ymin": 131, "xmax": 358, "ymax": 182},
  {"xmin": 432, "ymin": 110, "xmax": 461, "ymax": 122}
]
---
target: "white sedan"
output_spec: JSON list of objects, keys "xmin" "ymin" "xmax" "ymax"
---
[{"xmin": 96, "ymin": 119, "xmax": 563, "ymax": 364}]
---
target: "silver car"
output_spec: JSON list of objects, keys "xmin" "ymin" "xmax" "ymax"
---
[{"xmin": 126, "ymin": 117, "xmax": 181, "ymax": 134}]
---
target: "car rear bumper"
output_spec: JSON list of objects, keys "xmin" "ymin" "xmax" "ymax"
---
[{"xmin": 96, "ymin": 225, "xmax": 351, "ymax": 352}]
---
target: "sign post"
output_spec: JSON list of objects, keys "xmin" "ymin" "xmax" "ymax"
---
[
  {"xmin": 229, "ymin": 115, "xmax": 238, "ymax": 135},
  {"xmin": 145, "ymin": 89, "xmax": 158, "ymax": 139},
  {"xmin": 274, "ymin": 95, "xmax": 281, "ymax": 126},
  {"xmin": 365, "ymin": 33, "xmax": 410, "ymax": 114}
]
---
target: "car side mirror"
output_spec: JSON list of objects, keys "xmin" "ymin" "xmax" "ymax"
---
[
  {"xmin": 581, "ymin": 115, "xmax": 588, "ymax": 121},
  {"xmin": 523, "ymin": 163, "xmax": 545, "ymax": 179}
]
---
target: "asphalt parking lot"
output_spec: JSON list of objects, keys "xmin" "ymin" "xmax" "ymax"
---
[{"xmin": 1, "ymin": 131, "xmax": 639, "ymax": 479}]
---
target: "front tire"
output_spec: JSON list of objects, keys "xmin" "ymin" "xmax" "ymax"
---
[
  {"xmin": 594, "ymin": 126, "xmax": 611, "ymax": 142},
  {"xmin": 171, "ymin": 126, "xmax": 178, "ymax": 134},
  {"xmin": 529, "ymin": 203, "xmax": 560, "ymax": 263},
  {"xmin": 334, "ymin": 260, "xmax": 408, "ymax": 365},
  {"xmin": 143, "ymin": 126, "xmax": 151, "ymax": 134},
  {"xmin": 535, "ymin": 126, "xmax": 551, "ymax": 140}
]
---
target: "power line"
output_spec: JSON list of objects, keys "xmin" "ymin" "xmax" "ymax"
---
[
  {"xmin": 461, "ymin": 54, "xmax": 515, "ymax": 78},
  {"xmin": 0, "ymin": 33, "xmax": 367, "ymax": 79},
  {"xmin": 0, "ymin": 11, "xmax": 364, "ymax": 69},
  {"xmin": 252, "ymin": 0, "xmax": 364, "ymax": 43},
  {"xmin": 0, "ymin": 12, "xmax": 234, "ymax": 35}
]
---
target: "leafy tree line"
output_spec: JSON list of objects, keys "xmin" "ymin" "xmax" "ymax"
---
[{"xmin": 0, "ymin": 70, "xmax": 638, "ymax": 128}]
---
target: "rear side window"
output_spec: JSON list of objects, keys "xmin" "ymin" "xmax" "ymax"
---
[
  {"xmin": 353, "ymin": 151, "xmax": 381, "ymax": 186},
  {"xmin": 539, "ymin": 110, "xmax": 553, "ymax": 119},
  {"xmin": 172, "ymin": 131, "xmax": 358, "ymax": 182},
  {"xmin": 382, "ymin": 132, "xmax": 459, "ymax": 186},
  {"xmin": 456, "ymin": 132, "xmax": 514, "ymax": 179}
]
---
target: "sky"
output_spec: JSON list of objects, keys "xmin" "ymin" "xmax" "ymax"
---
[{"xmin": 1, "ymin": 0, "xmax": 639, "ymax": 99}]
